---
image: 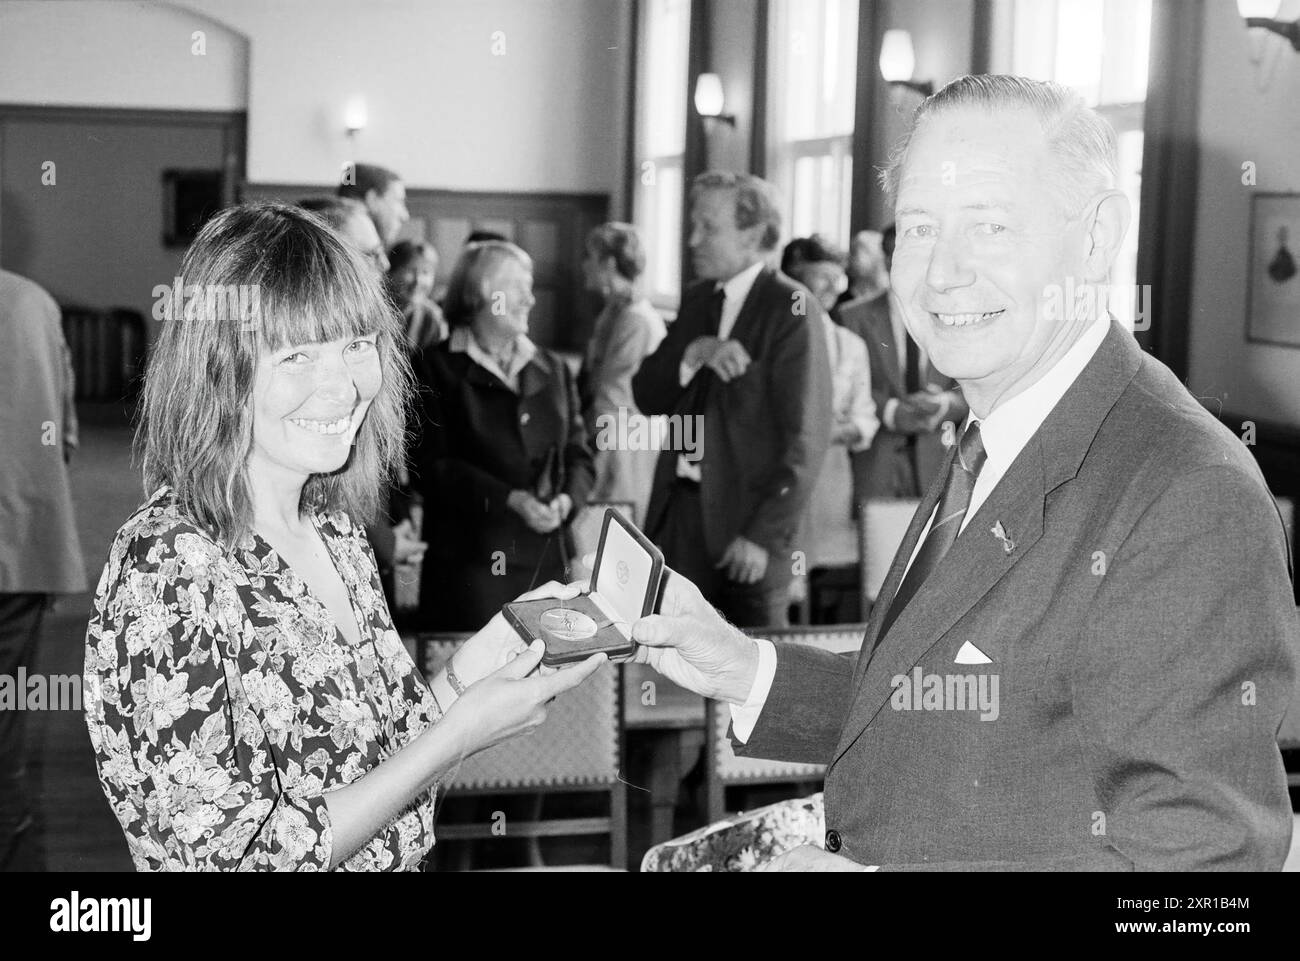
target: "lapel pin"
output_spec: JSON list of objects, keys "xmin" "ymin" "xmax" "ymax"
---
[{"xmin": 990, "ymin": 521, "xmax": 1015, "ymax": 554}]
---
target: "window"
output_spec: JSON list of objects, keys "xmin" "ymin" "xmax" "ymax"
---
[
  {"xmin": 1008, "ymin": 0, "xmax": 1152, "ymax": 329},
  {"xmin": 766, "ymin": 0, "xmax": 859, "ymax": 250},
  {"xmin": 632, "ymin": 0, "xmax": 691, "ymax": 309}
]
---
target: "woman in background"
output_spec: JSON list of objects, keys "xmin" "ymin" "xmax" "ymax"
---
[
  {"xmin": 387, "ymin": 240, "xmax": 448, "ymax": 351},
  {"xmin": 414, "ymin": 241, "xmax": 594, "ymax": 630},
  {"xmin": 83, "ymin": 203, "xmax": 601, "ymax": 871},
  {"xmin": 782, "ymin": 236, "xmax": 878, "ymax": 620},
  {"xmin": 579, "ymin": 223, "xmax": 666, "ymax": 524}
]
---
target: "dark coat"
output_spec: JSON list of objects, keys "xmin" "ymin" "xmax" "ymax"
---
[
  {"xmin": 837, "ymin": 293, "xmax": 968, "ymax": 499},
  {"xmin": 412, "ymin": 341, "xmax": 595, "ymax": 630},
  {"xmin": 632, "ymin": 266, "xmax": 833, "ymax": 567}
]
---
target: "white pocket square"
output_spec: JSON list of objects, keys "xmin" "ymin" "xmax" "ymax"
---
[{"xmin": 954, "ymin": 640, "xmax": 992, "ymax": 665}]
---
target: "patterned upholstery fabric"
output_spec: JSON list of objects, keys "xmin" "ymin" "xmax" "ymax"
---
[
  {"xmin": 640, "ymin": 794, "xmax": 825, "ymax": 872},
  {"xmin": 423, "ymin": 639, "xmax": 620, "ymax": 789}
]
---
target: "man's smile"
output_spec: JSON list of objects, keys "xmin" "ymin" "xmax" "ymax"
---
[{"xmin": 927, "ymin": 309, "xmax": 1007, "ymax": 329}]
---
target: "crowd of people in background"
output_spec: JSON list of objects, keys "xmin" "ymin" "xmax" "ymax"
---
[
  {"xmin": 297, "ymin": 159, "xmax": 971, "ymax": 634},
  {"xmin": 292, "ymin": 162, "xmax": 964, "ymax": 633}
]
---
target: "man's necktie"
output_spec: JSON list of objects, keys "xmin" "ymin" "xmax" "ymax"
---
[
  {"xmin": 704, "ymin": 285, "xmax": 726, "ymax": 337},
  {"xmin": 677, "ymin": 286, "xmax": 726, "ymax": 482},
  {"xmin": 874, "ymin": 421, "xmax": 987, "ymax": 645},
  {"xmin": 904, "ymin": 332, "xmax": 922, "ymax": 395}
]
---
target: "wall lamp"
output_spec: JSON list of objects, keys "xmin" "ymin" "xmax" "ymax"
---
[
  {"xmin": 694, "ymin": 73, "xmax": 736, "ymax": 127},
  {"xmin": 343, "ymin": 96, "xmax": 368, "ymax": 139},
  {"xmin": 880, "ymin": 29, "xmax": 933, "ymax": 98},
  {"xmin": 1239, "ymin": 0, "xmax": 1300, "ymax": 50}
]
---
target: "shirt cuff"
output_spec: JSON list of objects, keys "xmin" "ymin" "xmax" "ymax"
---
[
  {"xmin": 883, "ymin": 397, "xmax": 900, "ymax": 431},
  {"xmin": 728, "ymin": 638, "xmax": 777, "ymax": 744}
]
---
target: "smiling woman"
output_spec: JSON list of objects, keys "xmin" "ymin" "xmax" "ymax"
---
[{"xmin": 82, "ymin": 202, "xmax": 605, "ymax": 871}]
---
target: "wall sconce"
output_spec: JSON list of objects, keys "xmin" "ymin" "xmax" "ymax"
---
[
  {"xmin": 343, "ymin": 96, "xmax": 368, "ymax": 139},
  {"xmin": 880, "ymin": 29, "xmax": 933, "ymax": 98},
  {"xmin": 694, "ymin": 73, "xmax": 736, "ymax": 127},
  {"xmin": 1239, "ymin": 0, "xmax": 1300, "ymax": 49}
]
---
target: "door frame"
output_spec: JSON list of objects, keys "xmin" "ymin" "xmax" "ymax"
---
[{"xmin": 0, "ymin": 105, "xmax": 246, "ymax": 262}]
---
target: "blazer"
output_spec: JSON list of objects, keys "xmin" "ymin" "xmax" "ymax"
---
[
  {"xmin": 838, "ymin": 293, "xmax": 968, "ymax": 498},
  {"xmin": 633, "ymin": 266, "xmax": 832, "ymax": 563},
  {"xmin": 737, "ymin": 320, "xmax": 1298, "ymax": 870},
  {"xmin": 413, "ymin": 340, "xmax": 595, "ymax": 625}
]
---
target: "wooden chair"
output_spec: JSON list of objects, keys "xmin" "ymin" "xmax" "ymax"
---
[
  {"xmin": 857, "ymin": 498, "xmax": 921, "ymax": 618},
  {"xmin": 703, "ymin": 624, "xmax": 866, "ymax": 824},
  {"xmin": 413, "ymin": 633, "xmax": 627, "ymax": 869}
]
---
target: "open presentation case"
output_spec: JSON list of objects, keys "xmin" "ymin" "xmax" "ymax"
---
[{"xmin": 502, "ymin": 508, "xmax": 665, "ymax": 666}]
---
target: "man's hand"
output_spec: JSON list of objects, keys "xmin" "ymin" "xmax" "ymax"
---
[
  {"xmin": 717, "ymin": 536, "xmax": 768, "ymax": 584},
  {"xmin": 508, "ymin": 490, "xmax": 561, "ymax": 533},
  {"xmin": 683, "ymin": 335, "xmax": 723, "ymax": 371},
  {"xmin": 893, "ymin": 394, "xmax": 943, "ymax": 434},
  {"xmin": 631, "ymin": 566, "xmax": 759, "ymax": 704},
  {"xmin": 755, "ymin": 845, "xmax": 875, "ymax": 872},
  {"xmin": 705, "ymin": 340, "xmax": 752, "ymax": 383}
]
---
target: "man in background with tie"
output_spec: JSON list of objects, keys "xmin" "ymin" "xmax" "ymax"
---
[
  {"xmin": 629, "ymin": 77, "xmax": 1297, "ymax": 870},
  {"xmin": 838, "ymin": 224, "xmax": 968, "ymax": 500},
  {"xmin": 633, "ymin": 172, "xmax": 831, "ymax": 628}
]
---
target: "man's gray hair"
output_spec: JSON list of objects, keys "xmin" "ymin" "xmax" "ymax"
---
[{"xmin": 878, "ymin": 75, "xmax": 1119, "ymax": 216}]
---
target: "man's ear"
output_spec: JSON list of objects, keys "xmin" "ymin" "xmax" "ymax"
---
[{"xmin": 1080, "ymin": 189, "xmax": 1131, "ymax": 283}]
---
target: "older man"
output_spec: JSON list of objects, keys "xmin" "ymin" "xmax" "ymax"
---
[
  {"xmin": 633, "ymin": 172, "xmax": 832, "ymax": 628},
  {"xmin": 338, "ymin": 162, "xmax": 410, "ymax": 248},
  {"xmin": 632, "ymin": 76, "xmax": 1297, "ymax": 870}
]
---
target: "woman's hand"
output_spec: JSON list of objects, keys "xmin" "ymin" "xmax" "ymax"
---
[
  {"xmin": 452, "ymin": 580, "xmax": 583, "ymax": 687},
  {"xmin": 439, "ymin": 641, "xmax": 607, "ymax": 759},
  {"xmin": 508, "ymin": 490, "xmax": 561, "ymax": 534},
  {"xmin": 392, "ymin": 518, "xmax": 427, "ymax": 565}
]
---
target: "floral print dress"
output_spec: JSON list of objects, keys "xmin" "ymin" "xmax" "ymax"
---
[{"xmin": 83, "ymin": 487, "xmax": 440, "ymax": 871}]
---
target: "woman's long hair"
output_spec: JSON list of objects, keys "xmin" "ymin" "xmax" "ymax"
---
[{"xmin": 135, "ymin": 201, "xmax": 413, "ymax": 547}]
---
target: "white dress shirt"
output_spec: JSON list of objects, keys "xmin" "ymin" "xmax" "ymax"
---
[
  {"xmin": 449, "ymin": 325, "xmax": 537, "ymax": 394},
  {"xmin": 676, "ymin": 259, "xmax": 766, "ymax": 481},
  {"xmin": 732, "ymin": 315, "xmax": 1114, "ymax": 742}
]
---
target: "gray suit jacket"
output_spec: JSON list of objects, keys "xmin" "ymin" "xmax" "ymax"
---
[
  {"xmin": 737, "ymin": 321, "xmax": 1298, "ymax": 870},
  {"xmin": 837, "ymin": 293, "xmax": 967, "ymax": 498}
]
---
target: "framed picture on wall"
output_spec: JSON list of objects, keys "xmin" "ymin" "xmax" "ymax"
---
[
  {"xmin": 1247, "ymin": 192, "xmax": 1300, "ymax": 348},
  {"xmin": 163, "ymin": 169, "xmax": 224, "ymax": 248}
]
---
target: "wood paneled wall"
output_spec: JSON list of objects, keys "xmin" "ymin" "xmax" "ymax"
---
[{"xmin": 240, "ymin": 183, "xmax": 609, "ymax": 352}]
